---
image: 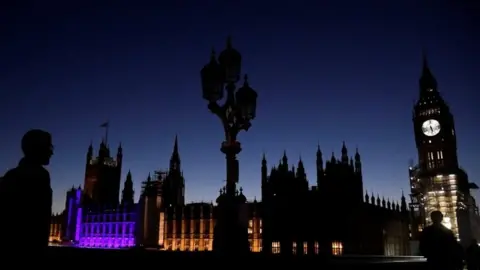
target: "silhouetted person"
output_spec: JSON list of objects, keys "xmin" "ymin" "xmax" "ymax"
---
[
  {"xmin": 0, "ymin": 130, "xmax": 53, "ymax": 251},
  {"xmin": 466, "ymin": 239, "xmax": 480, "ymax": 270},
  {"xmin": 419, "ymin": 211, "xmax": 463, "ymax": 270}
]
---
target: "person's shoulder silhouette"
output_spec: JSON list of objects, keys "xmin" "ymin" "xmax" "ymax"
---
[
  {"xmin": 1, "ymin": 129, "xmax": 53, "ymax": 189},
  {"xmin": 420, "ymin": 211, "xmax": 461, "ymax": 269},
  {"xmin": 0, "ymin": 129, "xmax": 54, "ymax": 249}
]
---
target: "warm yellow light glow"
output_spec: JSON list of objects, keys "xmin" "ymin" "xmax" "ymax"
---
[
  {"xmin": 424, "ymin": 174, "xmax": 461, "ymax": 239},
  {"xmin": 442, "ymin": 217, "xmax": 452, "ymax": 229},
  {"xmin": 49, "ymin": 220, "xmax": 62, "ymax": 243},
  {"xmin": 162, "ymin": 214, "xmax": 262, "ymax": 252},
  {"xmin": 272, "ymin": 241, "xmax": 280, "ymax": 254},
  {"xmin": 332, "ymin": 241, "xmax": 343, "ymax": 256}
]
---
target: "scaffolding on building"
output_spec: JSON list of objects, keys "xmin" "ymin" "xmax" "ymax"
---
[
  {"xmin": 409, "ymin": 163, "xmax": 426, "ymax": 237},
  {"xmin": 423, "ymin": 174, "xmax": 464, "ymax": 238},
  {"xmin": 141, "ymin": 170, "xmax": 167, "ymax": 197}
]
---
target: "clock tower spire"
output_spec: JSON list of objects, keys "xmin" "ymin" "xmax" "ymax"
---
[{"xmin": 413, "ymin": 53, "xmax": 458, "ymax": 171}]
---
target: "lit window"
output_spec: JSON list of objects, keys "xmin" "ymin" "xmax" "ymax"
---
[
  {"xmin": 303, "ymin": 242, "xmax": 308, "ymax": 254},
  {"xmin": 292, "ymin": 242, "xmax": 297, "ymax": 254},
  {"xmin": 332, "ymin": 241, "xmax": 343, "ymax": 256},
  {"xmin": 272, "ymin": 241, "xmax": 280, "ymax": 254},
  {"xmin": 194, "ymin": 240, "xmax": 199, "ymax": 251},
  {"xmin": 204, "ymin": 240, "xmax": 209, "ymax": 250},
  {"xmin": 314, "ymin": 241, "xmax": 319, "ymax": 254}
]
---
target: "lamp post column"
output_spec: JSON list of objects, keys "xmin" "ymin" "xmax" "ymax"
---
[
  {"xmin": 200, "ymin": 37, "xmax": 258, "ymax": 255},
  {"xmin": 221, "ymin": 83, "xmax": 241, "ymax": 198}
]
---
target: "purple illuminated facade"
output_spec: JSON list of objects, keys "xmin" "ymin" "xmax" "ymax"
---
[
  {"xmin": 64, "ymin": 187, "xmax": 82, "ymax": 241},
  {"xmin": 54, "ymin": 137, "xmax": 183, "ymax": 249},
  {"xmin": 77, "ymin": 207, "xmax": 137, "ymax": 248},
  {"xmin": 62, "ymin": 182, "xmax": 139, "ymax": 249},
  {"xmin": 60, "ymin": 140, "xmax": 139, "ymax": 249}
]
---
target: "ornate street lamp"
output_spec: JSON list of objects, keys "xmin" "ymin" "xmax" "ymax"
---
[{"xmin": 200, "ymin": 37, "xmax": 258, "ymax": 255}]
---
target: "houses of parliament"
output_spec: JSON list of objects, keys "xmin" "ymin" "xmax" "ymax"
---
[
  {"xmin": 50, "ymin": 137, "xmax": 410, "ymax": 255},
  {"xmin": 48, "ymin": 56, "xmax": 480, "ymax": 255}
]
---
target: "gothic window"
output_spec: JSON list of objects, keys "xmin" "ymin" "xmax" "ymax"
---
[
  {"xmin": 194, "ymin": 240, "xmax": 199, "ymax": 251},
  {"xmin": 204, "ymin": 220, "xmax": 209, "ymax": 233},
  {"xmin": 332, "ymin": 241, "xmax": 343, "ymax": 255},
  {"xmin": 436, "ymin": 151, "xmax": 444, "ymax": 167},
  {"xmin": 193, "ymin": 221, "xmax": 199, "ymax": 233},
  {"xmin": 427, "ymin": 152, "xmax": 435, "ymax": 169},
  {"xmin": 272, "ymin": 241, "xmax": 280, "ymax": 254},
  {"xmin": 204, "ymin": 240, "xmax": 210, "ymax": 250}
]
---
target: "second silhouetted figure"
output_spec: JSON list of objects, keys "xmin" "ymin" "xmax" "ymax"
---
[
  {"xmin": 0, "ymin": 129, "xmax": 53, "ymax": 252},
  {"xmin": 466, "ymin": 239, "xmax": 480, "ymax": 270}
]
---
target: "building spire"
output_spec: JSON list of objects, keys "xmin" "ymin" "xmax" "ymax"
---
[
  {"xmin": 170, "ymin": 134, "xmax": 181, "ymax": 171},
  {"xmin": 419, "ymin": 49, "xmax": 438, "ymax": 94},
  {"xmin": 173, "ymin": 134, "xmax": 179, "ymax": 155},
  {"xmin": 422, "ymin": 48, "xmax": 428, "ymax": 71},
  {"xmin": 121, "ymin": 170, "xmax": 134, "ymax": 206}
]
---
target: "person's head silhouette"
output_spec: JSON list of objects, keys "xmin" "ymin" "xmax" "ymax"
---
[
  {"xmin": 430, "ymin": 210, "xmax": 444, "ymax": 225},
  {"xmin": 21, "ymin": 129, "xmax": 53, "ymax": 166}
]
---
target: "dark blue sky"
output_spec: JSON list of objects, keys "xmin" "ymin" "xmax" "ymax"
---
[{"xmin": 1, "ymin": 1, "xmax": 478, "ymax": 213}]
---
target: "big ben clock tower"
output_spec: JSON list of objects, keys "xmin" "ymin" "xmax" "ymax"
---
[
  {"xmin": 410, "ymin": 54, "xmax": 479, "ymax": 245},
  {"xmin": 413, "ymin": 55, "xmax": 459, "ymax": 171}
]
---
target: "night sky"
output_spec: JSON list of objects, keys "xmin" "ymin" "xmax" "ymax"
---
[{"xmin": 1, "ymin": 1, "xmax": 478, "ymax": 213}]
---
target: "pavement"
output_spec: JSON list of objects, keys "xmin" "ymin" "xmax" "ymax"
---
[{"xmin": 44, "ymin": 247, "xmax": 427, "ymax": 269}]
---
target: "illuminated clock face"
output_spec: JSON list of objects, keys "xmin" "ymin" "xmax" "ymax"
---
[{"xmin": 422, "ymin": 119, "xmax": 441, "ymax": 137}]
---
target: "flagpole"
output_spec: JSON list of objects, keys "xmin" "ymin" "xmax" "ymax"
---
[
  {"xmin": 105, "ymin": 123, "xmax": 109, "ymax": 146},
  {"xmin": 100, "ymin": 121, "xmax": 109, "ymax": 145}
]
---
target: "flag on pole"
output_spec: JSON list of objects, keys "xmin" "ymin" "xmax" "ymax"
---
[{"xmin": 100, "ymin": 121, "xmax": 109, "ymax": 128}]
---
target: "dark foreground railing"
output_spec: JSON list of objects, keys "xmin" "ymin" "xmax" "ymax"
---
[{"xmin": 46, "ymin": 247, "xmax": 426, "ymax": 269}]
